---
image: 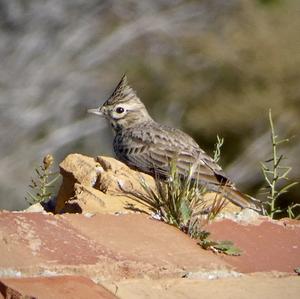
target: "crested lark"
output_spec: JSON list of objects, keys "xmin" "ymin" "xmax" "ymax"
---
[{"xmin": 88, "ymin": 75, "xmax": 258, "ymax": 210}]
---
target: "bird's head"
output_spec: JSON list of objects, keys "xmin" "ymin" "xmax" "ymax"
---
[{"xmin": 88, "ymin": 75, "xmax": 152, "ymax": 131}]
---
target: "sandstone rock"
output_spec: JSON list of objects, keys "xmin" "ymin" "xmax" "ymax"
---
[
  {"xmin": 1, "ymin": 211, "xmax": 299, "ymax": 277},
  {"xmin": 0, "ymin": 212, "xmax": 231, "ymax": 280},
  {"xmin": 0, "ymin": 276, "xmax": 117, "ymax": 299},
  {"xmin": 66, "ymin": 183, "xmax": 150, "ymax": 214},
  {"xmin": 55, "ymin": 154, "xmax": 154, "ymax": 214},
  {"xmin": 55, "ymin": 154, "xmax": 100, "ymax": 212},
  {"xmin": 103, "ymin": 275, "xmax": 300, "ymax": 299},
  {"xmin": 203, "ymin": 218, "xmax": 300, "ymax": 273}
]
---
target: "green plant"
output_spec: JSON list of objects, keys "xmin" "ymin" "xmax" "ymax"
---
[
  {"xmin": 122, "ymin": 136, "xmax": 226, "ymax": 235},
  {"xmin": 260, "ymin": 110, "xmax": 299, "ymax": 219},
  {"xmin": 197, "ymin": 231, "xmax": 242, "ymax": 256},
  {"xmin": 25, "ymin": 154, "xmax": 60, "ymax": 205},
  {"xmin": 127, "ymin": 159, "xmax": 207, "ymax": 234}
]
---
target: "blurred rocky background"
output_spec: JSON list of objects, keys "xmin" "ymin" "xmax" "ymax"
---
[{"xmin": 0, "ymin": 0, "xmax": 299, "ymax": 210}]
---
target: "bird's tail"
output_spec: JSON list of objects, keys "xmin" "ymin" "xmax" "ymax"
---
[{"xmin": 217, "ymin": 185, "xmax": 261, "ymax": 212}]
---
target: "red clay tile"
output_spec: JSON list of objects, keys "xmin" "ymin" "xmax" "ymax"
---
[
  {"xmin": 204, "ymin": 218, "xmax": 300, "ymax": 273},
  {"xmin": 0, "ymin": 212, "xmax": 230, "ymax": 280},
  {"xmin": 0, "ymin": 275, "xmax": 117, "ymax": 299},
  {"xmin": 2, "ymin": 210, "xmax": 298, "ymax": 280},
  {"xmin": 0, "ymin": 212, "xmax": 100, "ymax": 267},
  {"xmin": 63, "ymin": 213, "xmax": 229, "ymax": 270}
]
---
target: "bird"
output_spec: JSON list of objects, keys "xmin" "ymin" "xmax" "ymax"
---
[{"xmin": 88, "ymin": 75, "xmax": 259, "ymax": 210}]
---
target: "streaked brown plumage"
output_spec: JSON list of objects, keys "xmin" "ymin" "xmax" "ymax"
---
[{"xmin": 88, "ymin": 75, "xmax": 259, "ymax": 210}]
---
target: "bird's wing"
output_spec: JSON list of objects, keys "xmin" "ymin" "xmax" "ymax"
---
[{"xmin": 119, "ymin": 124, "xmax": 230, "ymax": 187}]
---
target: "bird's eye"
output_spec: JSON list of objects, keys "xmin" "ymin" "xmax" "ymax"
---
[{"xmin": 115, "ymin": 107, "xmax": 125, "ymax": 114}]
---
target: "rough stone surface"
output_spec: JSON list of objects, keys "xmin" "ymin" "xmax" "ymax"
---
[
  {"xmin": 0, "ymin": 212, "xmax": 230, "ymax": 281},
  {"xmin": 203, "ymin": 218, "xmax": 300, "ymax": 273},
  {"xmin": 0, "ymin": 276, "xmax": 117, "ymax": 299},
  {"xmin": 0, "ymin": 210, "xmax": 299, "ymax": 298},
  {"xmin": 63, "ymin": 213, "xmax": 229, "ymax": 274},
  {"xmin": 55, "ymin": 154, "xmax": 154, "ymax": 214},
  {"xmin": 103, "ymin": 275, "xmax": 300, "ymax": 299}
]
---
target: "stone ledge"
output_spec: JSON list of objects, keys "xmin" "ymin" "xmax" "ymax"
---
[
  {"xmin": 0, "ymin": 212, "xmax": 230, "ymax": 282},
  {"xmin": 0, "ymin": 275, "xmax": 117, "ymax": 299},
  {"xmin": 102, "ymin": 275, "xmax": 300, "ymax": 299},
  {"xmin": 0, "ymin": 209, "xmax": 299, "ymax": 298},
  {"xmin": 203, "ymin": 218, "xmax": 300, "ymax": 273}
]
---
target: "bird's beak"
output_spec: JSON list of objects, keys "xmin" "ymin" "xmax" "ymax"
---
[{"xmin": 87, "ymin": 108, "xmax": 103, "ymax": 116}]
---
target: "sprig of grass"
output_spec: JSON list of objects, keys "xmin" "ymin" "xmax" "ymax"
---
[
  {"xmin": 126, "ymin": 159, "xmax": 208, "ymax": 234},
  {"xmin": 197, "ymin": 231, "xmax": 242, "ymax": 256},
  {"xmin": 25, "ymin": 154, "xmax": 60, "ymax": 205},
  {"xmin": 260, "ymin": 109, "xmax": 298, "ymax": 219}
]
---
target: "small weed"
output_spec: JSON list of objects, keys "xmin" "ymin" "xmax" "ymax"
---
[
  {"xmin": 197, "ymin": 231, "xmax": 242, "ymax": 256},
  {"xmin": 125, "ymin": 159, "xmax": 208, "ymax": 234},
  {"xmin": 25, "ymin": 154, "xmax": 60, "ymax": 205},
  {"xmin": 260, "ymin": 109, "xmax": 299, "ymax": 219},
  {"xmin": 213, "ymin": 240, "xmax": 242, "ymax": 256}
]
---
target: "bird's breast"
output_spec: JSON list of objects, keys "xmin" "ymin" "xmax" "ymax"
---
[{"xmin": 113, "ymin": 131, "xmax": 133, "ymax": 159}]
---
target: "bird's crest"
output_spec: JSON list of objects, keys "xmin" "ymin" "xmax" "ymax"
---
[{"xmin": 105, "ymin": 75, "xmax": 140, "ymax": 105}]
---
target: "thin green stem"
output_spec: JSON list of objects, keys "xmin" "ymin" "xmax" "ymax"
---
[
  {"xmin": 269, "ymin": 109, "xmax": 277, "ymax": 218},
  {"xmin": 25, "ymin": 155, "xmax": 60, "ymax": 205},
  {"xmin": 261, "ymin": 109, "xmax": 298, "ymax": 219}
]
